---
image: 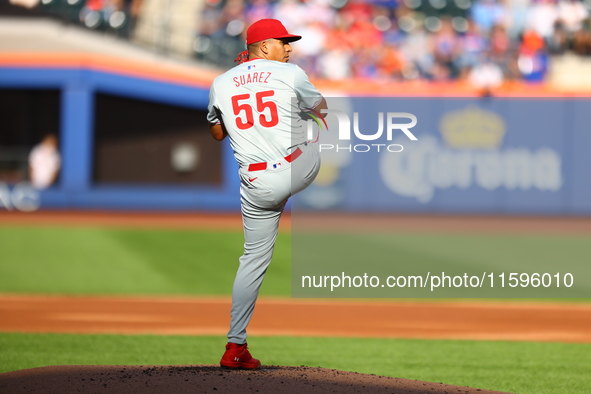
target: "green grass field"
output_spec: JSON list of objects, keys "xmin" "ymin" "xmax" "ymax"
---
[
  {"xmin": 1, "ymin": 224, "xmax": 590, "ymax": 393},
  {"xmin": 0, "ymin": 226, "xmax": 290, "ymax": 296}
]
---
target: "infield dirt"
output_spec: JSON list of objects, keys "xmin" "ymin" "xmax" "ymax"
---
[
  {"xmin": 1, "ymin": 295, "xmax": 590, "ymax": 342},
  {"xmin": 3, "ymin": 210, "xmax": 591, "ymax": 235}
]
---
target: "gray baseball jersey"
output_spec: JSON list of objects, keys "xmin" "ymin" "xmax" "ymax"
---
[
  {"xmin": 207, "ymin": 59, "xmax": 322, "ymax": 167},
  {"xmin": 207, "ymin": 58, "xmax": 323, "ymax": 346}
]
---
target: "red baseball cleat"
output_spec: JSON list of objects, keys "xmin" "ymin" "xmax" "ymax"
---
[{"xmin": 220, "ymin": 342, "xmax": 261, "ymax": 369}]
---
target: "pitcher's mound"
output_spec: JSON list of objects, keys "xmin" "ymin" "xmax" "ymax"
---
[{"xmin": 0, "ymin": 365, "xmax": 512, "ymax": 393}]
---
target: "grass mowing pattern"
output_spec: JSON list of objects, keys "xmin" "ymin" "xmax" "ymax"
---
[
  {"xmin": 0, "ymin": 227, "xmax": 290, "ymax": 296},
  {"xmin": 1, "ymin": 226, "xmax": 590, "ymax": 299},
  {"xmin": 293, "ymin": 232, "xmax": 591, "ymax": 297},
  {"xmin": 0, "ymin": 333, "xmax": 589, "ymax": 394}
]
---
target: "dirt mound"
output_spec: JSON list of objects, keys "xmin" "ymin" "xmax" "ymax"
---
[{"xmin": 0, "ymin": 365, "xmax": 512, "ymax": 394}]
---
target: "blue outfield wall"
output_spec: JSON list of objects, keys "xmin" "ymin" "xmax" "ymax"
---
[
  {"xmin": 1, "ymin": 65, "xmax": 590, "ymax": 214},
  {"xmin": 294, "ymin": 97, "xmax": 591, "ymax": 216},
  {"xmin": 0, "ymin": 66, "xmax": 241, "ymax": 211}
]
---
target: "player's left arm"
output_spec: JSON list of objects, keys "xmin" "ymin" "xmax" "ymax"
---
[
  {"xmin": 313, "ymin": 97, "xmax": 328, "ymax": 117},
  {"xmin": 293, "ymin": 65, "xmax": 327, "ymax": 117}
]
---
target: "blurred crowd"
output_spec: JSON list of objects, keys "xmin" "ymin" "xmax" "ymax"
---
[
  {"xmin": 10, "ymin": 0, "xmax": 591, "ymax": 85},
  {"xmin": 11, "ymin": 0, "xmax": 143, "ymax": 37},
  {"xmin": 195, "ymin": 0, "xmax": 591, "ymax": 86}
]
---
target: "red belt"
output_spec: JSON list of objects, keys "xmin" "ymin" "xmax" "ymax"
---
[{"xmin": 247, "ymin": 147, "xmax": 303, "ymax": 171}]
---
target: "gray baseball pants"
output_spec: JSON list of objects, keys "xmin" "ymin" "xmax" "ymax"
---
[{"xmin": 227, "ymin": 142, "xmax": 320, "ymax": 344}]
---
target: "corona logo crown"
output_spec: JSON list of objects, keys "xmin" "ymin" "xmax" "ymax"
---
[{"xmin": 439, "ymin": 106, "xmax": 506, "ymax": 149}]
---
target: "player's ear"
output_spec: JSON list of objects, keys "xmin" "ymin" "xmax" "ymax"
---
[{"xmin": 260, "ymin": 40, "xmax": 269, "ymax": 55}]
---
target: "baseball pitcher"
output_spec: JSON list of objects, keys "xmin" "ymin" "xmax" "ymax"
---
[{"xmin": 207, "ymin": 18, "xmax": 327, "ymax": 369}]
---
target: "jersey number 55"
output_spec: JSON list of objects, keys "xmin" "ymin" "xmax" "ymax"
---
[{"xmin": 231, "ymin": 90, "xmax": 279, "ymax": 130}]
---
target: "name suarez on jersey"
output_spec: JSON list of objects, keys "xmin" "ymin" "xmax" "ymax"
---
[{"xmin": 233, "ymin": 72, "xmax": 272, "ymax": 87}]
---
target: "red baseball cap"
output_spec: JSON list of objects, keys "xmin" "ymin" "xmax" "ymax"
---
[{"xmin": 246, "ymin": 19, "xmax": 301, "ymax": 45}]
